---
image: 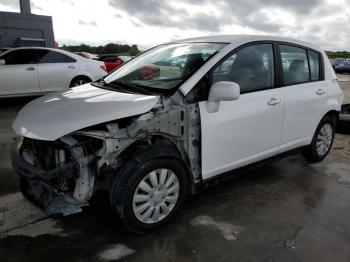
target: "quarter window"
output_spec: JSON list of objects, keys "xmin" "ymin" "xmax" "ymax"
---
[
  {"xmin": 279, "ymin": 45, "xmax": 310, "ymax": 85},
  {"xmin": 308, "ymin": 50, "xmax": 320, "ymax": 81},
  {"xmin": 212, "ymin": 44, "xmax": 275, "ymax": 94},
  {"xmin": 38, "ymin": 50, "xmax": 76, "ymax": 63}
]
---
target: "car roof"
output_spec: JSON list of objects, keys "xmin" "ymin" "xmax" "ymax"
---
[
  {"xmin": 0, "ymin": 47, "xmax": 88, "ymax": 61},
  {"xmin": 167, "ymin": 35, "xmax": 323, "ymax": 52}
]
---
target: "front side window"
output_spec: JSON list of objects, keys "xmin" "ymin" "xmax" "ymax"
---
[
  {"xmin": 38, "ymin": 50, "xmax": 76, "ymax": 63},
  {"xmin": 101, "ymin": 43, "xmax": 226, "ymax": 95},
  {"xmin": 308, "ymin": 50, "xmax": 320, "ymax": 81},
  {"xmin": 279, "ymin": 45, "xmax": 310, "ymax": 85},
  {"xmin": 212, "ymin": 44, "xmax": 275, "ymax": 94},
  {"xmin": 1, "ymin": 50, "xmax": 38, "ymax": 65}
]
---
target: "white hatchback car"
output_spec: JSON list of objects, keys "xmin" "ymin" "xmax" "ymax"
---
[
  {"xmin": 0, "ymin": 47, "xmax": 107, "ymax": 97},
  {"xmin": 12, "ymin": 36, "xmax": 343, "ymax": 233}
]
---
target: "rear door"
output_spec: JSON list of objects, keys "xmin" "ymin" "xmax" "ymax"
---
[
  {"xmin": 37, "ymin": 50, "xmax": 79, "ymax": 92},
  {"xmin": 198, "ymin": 43, "xmax": 285, "ymax": 180},
  {"xmin": 278, "ymin": 44, "xmax": 327, "ymax": 151},
  {"xmin": 0, "ymin": 49, "xmax": 40, "ymax": 96}
]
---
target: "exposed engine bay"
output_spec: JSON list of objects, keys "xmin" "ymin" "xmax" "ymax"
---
[{"xmin": 12, "ymin": 93, "xmax": 201, "ymax": 216}]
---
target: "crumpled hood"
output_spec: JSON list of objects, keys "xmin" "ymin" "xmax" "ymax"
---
[{"xmin": 13, "ymin": 84, "xmax": 159, "ymax": 141}]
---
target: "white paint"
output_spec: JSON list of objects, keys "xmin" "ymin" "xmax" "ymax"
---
[
  {"xmin": 200, "ymin": 88, "xmax": 284, "ymax": 180},
  {"xmin": 194, "ymin": 36, "xmax": 342, "ymax": 180},
  {"xmin": 12, "ymin": 84, "xmax": 159, "ymax": 141},
  {"xmin": 191, "ymin": 215, "xmax": 244, "ymax": 241},
  {"xmin": 98, "ymin": 244, "xmax": 135, "ymax": 261}
]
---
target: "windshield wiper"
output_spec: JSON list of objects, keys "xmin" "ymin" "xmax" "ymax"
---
[
  {"xmin": 91, "ymin": 79, "xmax": 107, "ymax": 87},
  {"xmin": 91, "ymin": 79, "xmax": 134, "ymax": 93},
  {"xmin": 92, "ymin": 79, "xmax": 154, "ymax": 95}
]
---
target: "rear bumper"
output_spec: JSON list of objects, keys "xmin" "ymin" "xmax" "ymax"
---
[{"xmin": 11, "ymin": 144, "xmax": 84, "ymax": 216}]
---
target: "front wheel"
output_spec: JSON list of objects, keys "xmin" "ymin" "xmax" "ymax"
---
[
  {"xmin": 302, "ymin": 116, "xmax": 335, "ymax": 162},
  {"xmin": 110, "ymin": 156, "xmax": 187, "ymax": 233}
]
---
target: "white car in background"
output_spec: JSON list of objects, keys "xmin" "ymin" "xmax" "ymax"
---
[{"xmin": 0, "ymin": 47, "xmax": 107, "ymax": 97}]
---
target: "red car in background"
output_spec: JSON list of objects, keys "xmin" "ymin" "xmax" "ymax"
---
[
  {"xmin": 98, "ymin": 55, "xmax": 132, "ymax": 73},
  {"xmin": 139, "ymin": 65, "xmax": 160, "ymax": 79}
]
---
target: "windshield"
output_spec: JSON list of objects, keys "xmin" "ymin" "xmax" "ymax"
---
[{"xmin": 102, "ymin": 42, "xmax": 226, "ymax": 95}]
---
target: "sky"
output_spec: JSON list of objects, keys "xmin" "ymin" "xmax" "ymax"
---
[{"xmin": 0, "ymin": 0, "xmax": 349, "ymax": 51}]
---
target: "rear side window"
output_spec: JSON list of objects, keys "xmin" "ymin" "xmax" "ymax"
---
[
  {"xmin": 38, "ymin": 50, "xmax": 76, "ymax": 63},
  {"xmin": 212, "ymin": 44, "xmax": 275, "ymax": 94},
  {"xmin": 279, "ymin": 45, "xmax": 309, "ymax": 85},
  {"xmin": 2, "ymin": 50, "xmax": 38, "ymax": 65},
  {"xmin": 308, "ymin": 50, "xmax": 320, "ymax": 81}
]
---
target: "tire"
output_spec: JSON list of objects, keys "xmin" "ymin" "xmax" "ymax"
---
[
  {"xmin": 69, "ymin": 76, "xmax": 91, "ymax": 87},
  {"xmin": 110, "ymin": 152, "xmax": 188, "ymax": 233},
  {"xmin": 302, "ymin": 116, "xmax": 335, "ymax": 163}
]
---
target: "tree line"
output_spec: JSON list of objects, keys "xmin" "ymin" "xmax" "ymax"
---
[
  {"xmin": 60, "ymin": 43, "xmax": 141, "ymax": 56},
  {"xmin": 60, "ymin": 43, "xmax": 350, "ymax": 59},
  {"xmin": 326, "ymin": 51, "xmax": 350, "ymax": 59}
]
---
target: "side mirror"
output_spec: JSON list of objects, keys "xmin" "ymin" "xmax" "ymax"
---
[
  {"xmin": 207, "ymin": 81, "xmax": 240, "ymax": 113},
  {"xmin": 0, "ymin": 59, "xmax": 5, "ymax": 65}
]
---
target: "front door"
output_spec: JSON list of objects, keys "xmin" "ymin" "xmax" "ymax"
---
[
  {"xmin": 199, "ymin": 43, "xmax": 284, "ymax": 180},
  {"xmin": 0, "ymin": 49, "xmax": 40, "ymax": 96}
]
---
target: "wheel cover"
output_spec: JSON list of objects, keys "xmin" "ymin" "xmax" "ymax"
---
[
  {"xmin": 316, "ymin": 123, "xmax": 333, "ymax": 156},
  {"xmin": 132, "ymin": 168, "xmax": 180, "ymax": 224}
]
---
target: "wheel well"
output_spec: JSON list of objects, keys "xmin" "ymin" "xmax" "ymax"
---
[
  {"xmin": 69, "ymin": 75, "xmax": 92, "ymax": 87},
  {"xmin": 324, "ymin": 110, "xmax": 339, "ymax": 127},
  {"xmin": 116, "ymin": 136, "xmax": 195, "ymax": 194}
]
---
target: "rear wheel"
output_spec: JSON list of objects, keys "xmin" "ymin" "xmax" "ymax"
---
[
  {"xmin": 70, "ymin": 76, "xmax": 91, "ymax": 87},
  {"xmin": 302, "ymin": 116, "xmax": 335, "ymax": 162},
  {"xmin": 110, "ymin": 155, "xmax": 187, "ymax": 233}
]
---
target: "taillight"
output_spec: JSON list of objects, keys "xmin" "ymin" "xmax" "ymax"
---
[{"xmin": 100, "ymin": 64, "xmax": 107, "ymax": 72}]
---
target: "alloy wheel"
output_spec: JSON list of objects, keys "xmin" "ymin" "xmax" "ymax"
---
[{"xmin": 316, "ymin": 123, "xmax": 333, "ymax": 156}]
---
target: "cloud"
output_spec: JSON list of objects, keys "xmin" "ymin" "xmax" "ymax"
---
[
  {"xmin": 60, "ymin": 0, "xmax": 76, "ymax": 6},
  {"xmin": 2, "ymin": 0, "xmax": 348, "ymax": 50},
  {"xmin": 108, "ymin": 0, "xmax": 323, "ymax": 32},
  {"xmin": 107, "ymin": 0, "xmax": 350, "ymax": 50},
  {"xmin": 0, "ymin": 0, "xmax": 19, "ymax": 9},
  {"xmin": 78, "ymin": 20, "xmax": 87, "ymax": 26},
  {"xmin": 78, "ymin": 20, "xmax": 98, "ymax": 27},
  {"xmin": 90, "ymin": 21, "xmax": 98, "ymax": 27}
]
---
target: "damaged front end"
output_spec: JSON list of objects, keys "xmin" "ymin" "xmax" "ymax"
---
[
  {"xmin": 12, "ymin": 93, "xmax": 201, "ymax": 216},
  {"xmin": 12, "ymin": 135, "xmax": 100, "ymax": 216}
]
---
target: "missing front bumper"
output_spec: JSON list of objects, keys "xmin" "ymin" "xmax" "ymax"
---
[{"xmin": 12, "ymin": 145, "xmax": 84, "ymax": 216}]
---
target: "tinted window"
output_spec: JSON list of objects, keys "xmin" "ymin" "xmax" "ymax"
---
[
  {"xmin": 279, "ymin": 45, "xmax": 310, "ymax": 85},
  {"xmin": 99, "ymin": 55, "xmax": 118, "ymax": 62},
  {"xmin": 212, "ymin": 44, "xmax": 275, "ymax": 94},
  {"xmin": 308, "ymin": 50, "xmax": 320, "ymax": 81},
  {"xmin": 38, "ymin": 50, "xmax": 76, "ymax": 63},
  {"xmin": 2, "ymin": 50, "xmax": 38, "ymax": 65}
]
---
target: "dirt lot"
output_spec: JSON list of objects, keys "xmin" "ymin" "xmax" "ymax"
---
[{"xmin": 0, "ymin": 78, "xmax": 349, "ymax": 262}]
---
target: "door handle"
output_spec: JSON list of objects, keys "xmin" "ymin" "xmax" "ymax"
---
[
  {"xmin": 268, "ymin": 98, "xmax": 281, "ymax": 106},
  {"xmin": 316, "ymin": 89, "xmax": 326, "ymax": 96},
  {"xmin": 68, "ymin": 65, "xmax": 77, "ymax": 69},
  {"xmin": 26, "ymin": 67, "xmax": 36, "ymax": 71}
]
